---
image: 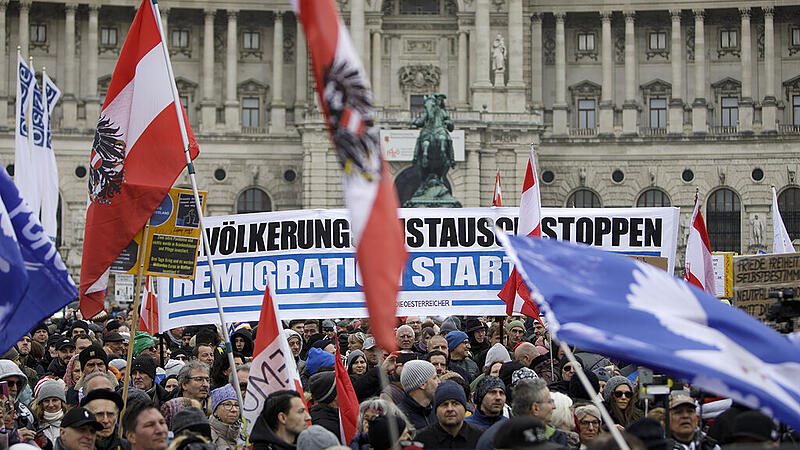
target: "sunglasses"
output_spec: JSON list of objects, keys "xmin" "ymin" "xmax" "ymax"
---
[
  {"xmin": 614, "ymin": 391, "xmax": 633, "ymax": 399},
  {"xmin": 563, "ymin": 365, "xmax": 574, "ymax": 372}
]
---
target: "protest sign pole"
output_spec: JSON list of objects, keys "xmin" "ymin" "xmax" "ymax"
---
[
  {"xmin": 150, "ymin": 0, "xmax": 244, "ymax": 409},
  {"xmin": 559, "ymin": 342, "xmax": 630, "ymax": 450},
  {"xmin": 119, "ymin": 222, "xmax": 151, "ymax": 436}
]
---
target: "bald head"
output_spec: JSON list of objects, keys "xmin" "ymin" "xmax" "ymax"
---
[
  {"xmin": 428, "ymin": 335, "xmax": 448, "ymax": 357},
  {"xmin": 514, "ymin": 342, "xmax": 538, "ymax": 367}
]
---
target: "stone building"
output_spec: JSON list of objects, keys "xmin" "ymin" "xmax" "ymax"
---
[{"xmin": 0, "ymin": 0, "xmax": 798, "ymax": 279}]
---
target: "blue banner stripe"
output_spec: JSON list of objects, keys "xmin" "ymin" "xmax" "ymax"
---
[{"xmin": 168, "ymin": 305, "xmax": 263, "ymax": 319}]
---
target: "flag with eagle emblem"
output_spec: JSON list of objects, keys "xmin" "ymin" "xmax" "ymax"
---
[
  {"xmin": 295, "ymin": 0, "xmax": 407, "ymax": 352},
  {"xmin": 79, "ymin": 0, "xmax": 198, "ymax": 319}
]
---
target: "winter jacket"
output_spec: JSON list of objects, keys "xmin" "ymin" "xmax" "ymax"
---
[
  {"xmin": 309, "ymin": 403, "xmax": 341, "ymax": 441},
  {"xmin": 415, "ymin": 421, "xmax": 484, "ymax": 449},
  {"xmin": 209, "ymin": 415, "xmax": 243, "ymax": 450},
  {"xmin": 463, "ymin": 409, "xmax": 506, "ymax": 430},
  {"xmin": 448, "ymin": 357, "xmax": 479, "ymax": 383},
  {"xmin": 230, "ymin": 329, "xmax": 254, "ymax": 358},
  {"xmin": 94, "ymin": 432, "xmax": 131, "ymax": 450},
  {"xmin": 349, "ymin": 367, "xmax": 381, "ymax": 401},
  {"xmin": 398, "ymin": 393, "xmax": 434, "ymax": 431},
  {"xmin": 250, "ymin": 415, "xmax": 296, "ymax": 450}
]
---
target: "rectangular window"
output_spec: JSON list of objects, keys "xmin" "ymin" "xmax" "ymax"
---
[
  {"xmin": 30, "ymin": 24, "xmax": 46, "ymax": 43},
  {"xmin": 577, "ymin": 32, "xmax": 595, "ymax": 51},
  {"xmin": 720, "ymin": 29, "xmax": 738, "ymax": 49},
  {"xmin": 650, "ymin": 98, "xmax": 667, "ymax": 129},
  {"xmin": 649, "ymin": 32, "xmax": 667, "ymax": 50},
  {"xmin": 242, "ymin": 31, "xmax": 260, "ymax": 50},
  {"xmin": 793, "ymin": 96, "xmax": 800, "ymax": 126},
  {"xmin": 578, "ymin": 99, "xmax": 596, "ymax": 129},
  {"xmin": 171, "ymin": 29, "xmax": 190, "ymax": 48},
  {"xmin": 410, "ymin": 95, "xmax": 425, "ymax": 118},
  {"xmin": 242, "ymin": 97, "xmax": 260, "ymax": 128},
  {"xmin": 400, "ymin": 0, "xmax": 439, "ymax": 15},
  {"xmin": 793, "ymin": 27, "xmax": 800, "ymax": 47},
  {"xmin": 180, "ymin": 95, "xmax": 189, "ymax": 112},
  {"xmin": 721, "ymin": 97, "xmax": 739, "ymax": 127},
  {"xmin": 100, "ymin": 27, "xmax": 117, "ymax": 46}
]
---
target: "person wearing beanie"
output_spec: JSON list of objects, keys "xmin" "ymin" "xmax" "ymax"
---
[
  {"xmin": 307, "ymin": 371, "xmax": 341, "ymax": 441},
  {"xmin": 439, "ymin": 316, "xmax": 461, "ymax": 336},
  {"xmin": 506, "ymin": 320, "xmax": 526, "ymax": 350},
  {"xmin": 78, "ymin": 346, "xmax": 108, "ymax": 376},
  {"xmin": 130, "ymin": 354, "xmax": 170, "ymax": 407},
  {"xmin": 346, "ymin": 350, "xmax": 368, "ymax": 377},
  {"xmin": 295, "ymin": 425, "xmax": 339, "ymax": 450},
  {"xmin": 398, "ymin": 360, "xmax": 439, "ymax": 431},
  {"xmin": 132, "ymin": 332, "xmax": 156, "ymax": 359},
  {"xmin": 575, "ymin": 405, "xmax": 603, "ymax": 447},
  {"xmin": 415, "ymin": 380, "xmax": 483, "ymax": 448},
  {"xmin": 32, "ymin": 379, "xmax": 68, "ymax": 447},
  {"xmin": 81, "ymin": 389, "xmax": 127, "ymax": 450},
  {"xmin": 208, "ymin": 385, "xmax": 244, "ymax": 450},
  {"xmin": 446, "ymin": 331, "xmax": 478, "ymax": 383},
  {"xmin": 602, "ymin": 376, "xmax": 643, "ymax": 427},
  {"xmin": 464, "ymin": 375, "xmax": 507, "ymax": 430}
]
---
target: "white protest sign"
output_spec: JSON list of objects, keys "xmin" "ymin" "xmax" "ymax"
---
[
  {"xmin": 158, "ymin": 207, "xmax": 679, "ymax": 328},
  {"xmin": 114, "ymin": 274, "xmax": 134, "ymax": 303}
]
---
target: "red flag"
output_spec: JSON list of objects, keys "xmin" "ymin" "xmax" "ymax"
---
[
  {"xmin": 493, "ymin": 170, "xmax": 503, "ymax": 206},
  {"xmin": 334, "ymin": 338, "xmax": 359, "ymax": 445},
  {"xmin": 684, "ymin": 193, "xmax": 716, "ymax": 295},
  {"xmin": 79, "ymin": 0, "xmax": 198, "ymax": 318},
  {"xmin": 499, "ymin": 145, "xmax": 541, "ymax": 319},
  {"xmin": 137, "ymin": 276, "xmax": 159, "ymax": 333},
  {"xmin": 242, "ymin": 287, "xmax": 306, "ymax": 438},
  {"xmin": 296, "ymin": 0, "xmax": 406, "ymax": 352}
]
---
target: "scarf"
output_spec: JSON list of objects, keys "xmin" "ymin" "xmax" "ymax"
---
[{"xmin": 43, "ymin": 410, "xmax": 64, "ymax": 424}]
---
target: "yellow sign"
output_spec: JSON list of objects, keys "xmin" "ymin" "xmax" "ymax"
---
[
  {"xmin": 711, "ymin": 252, "xmax": 735, "ymax": 298},
  {"xmin": 110, "ymin": 188, "xmax": 207, "ymax": 278}
]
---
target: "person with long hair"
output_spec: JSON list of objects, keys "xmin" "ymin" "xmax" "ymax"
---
[
  {"xmin": 347, "ymin": 350, "xmax": 368, "ymax": 377},
  {"xmin": 31, "ymin": 379, "xmax": 69, "ymax": 449},
  {"xmin": 601, "ymin": 376, "xmax": 643, "ymax": 428}
]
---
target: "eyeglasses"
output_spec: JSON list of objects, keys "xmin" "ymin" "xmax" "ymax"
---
[
  {"xmin": 219, "ymin": 401, "xmax": 239, "ymax": 410},
  {"xmin": 614, "ymin": 391, "xmax": 633, "ymax": 399},
  {"xmin": 563, "ymin": 365, "xmax": 574, "ymax": 372},
  {"xmin": 580, "ymin": 420, "xmax": 600, "ymax": 428},
  {"xmin": 190, "ymin": 376, "xmax": 210, "ymax": 384}
]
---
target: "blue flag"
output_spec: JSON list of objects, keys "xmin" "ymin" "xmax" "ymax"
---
[
  {"xmin": 498, "ymin": 233, "xmax": 800, "ymax": 431},
  {"xmin": 0, "ymin": 166, "xmax": 77, "ymax": 355}
]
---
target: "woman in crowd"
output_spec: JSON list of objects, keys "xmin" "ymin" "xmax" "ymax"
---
[
  {"xmin": 347, "ymin": 350, "xmax": 368, "ymax": 377},
  {"xmin": 551, "ymin": 392, "xmax": 580, "ymax": 448},
  {"xmin": 349, "ymin": 398, "xmax": 407, "ymax": 450},
  {"xmin": 161, "ymin": 374, "xmax": 180, "ymax": 393},
  {"xmin": 602, "ymin": 376, "xmax": 643, "ymax": 428},
  {"xmin": 32, "ymin": 379, "xmax": 69, "ymax": 449},
  {"xmin": 208, "ymin": 385, "xmax": 244, "ymax": 450},
  {"xmin": 63, "ymin": 355, "xmax": 80, "ymax": 390},
  {"xmin": 416, "ymin": 327, "xmax": 436, "ymax": 354},
  {"xmin": 575, "ymin": 404, "xmax": 603, "ymax": 449},
  {"xmin": 348, "ymin": 332, "xmax": 366, "ymax": 352}
]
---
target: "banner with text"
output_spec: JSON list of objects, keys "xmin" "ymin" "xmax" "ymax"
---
[{"xmin": 158, "ymin": 207, "xmax": 679, "ymax": 328}]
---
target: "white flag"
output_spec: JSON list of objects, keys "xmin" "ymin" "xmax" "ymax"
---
[
  {"xmin": 41, "ymin": 71, "xmax": 62, "ymax": 241},
  {"xmin": 14, "ymin": 54, "xmax": 36, "ymax": 211},
  {"xmin": 772, "ymin": 186, "xmax": 795, "ymax": 254}
]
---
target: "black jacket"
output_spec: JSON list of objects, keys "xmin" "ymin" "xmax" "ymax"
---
[
  {"xmin": 415, "ymin": 421, "xmax": 484, "ymax": 449},
  {"xmin": 398, "ymin": 393, "xmax": 435, "ymax": 431},
  {"xmin": 47, "ymin": 357, "xmax": 67, "ymax": 378},
  {"xmin": 349, "ymin": 367, "xmax": 381, "ymax": 401},
  {"xmin": 309, "ymin": 403, "xmax": 341, "ymax": 441},
  {"xmin": 94, "ymin": 432, "xmax": 131, "ymax": 450},
  {"xmin": 250, "ymin": 415, "xmax": 296, "ymax": 450}
]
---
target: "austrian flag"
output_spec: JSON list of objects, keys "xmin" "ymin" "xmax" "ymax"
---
[{"xmin": 79, "ymin": 0, "xmax": 198, "ymax": 318}]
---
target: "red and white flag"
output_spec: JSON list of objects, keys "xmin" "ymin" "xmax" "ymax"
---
[
  {"xmin": 79, "ymin": 0, "xmax": 198, "ymax": 319},
  {"xmin": 334, "ymin": 337, "xmax": 359, "ymax": 445},
  {"xmin": 137, "ymin": 276, "xmax": 159, "ymax": 334},
  {"xmin": 498, "ymin": 145, "xmax": 542, "ymax": 319},
  {"xmin": 493, "ymin": 170, "xmax": 503, "ymax": 207},
  {"xmin": 296, "ymin": 0, "xmax": 407, "ymax": 352},
  {"xmin": 772, "ymin": 186, "xmax": 796, "ymax": 254},
  {"xmin": 242, "ymin": 287, "xmax": 305, "ymax": 438},
  {"xmin": 684, "ymin": 193, "xmax": 716, "ymax": 296}
]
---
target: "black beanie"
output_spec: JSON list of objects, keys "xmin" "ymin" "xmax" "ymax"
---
[
  {"xmin": 78, "ymin": 345, "xmax": 108, "ymax": 370},
  {"xmin": 130, "ymin": 353, "xmax": 157, "ymax": 380},
  {"xmin": 309, "ymin": 371, "xmax": 336, "ymax": 404}
]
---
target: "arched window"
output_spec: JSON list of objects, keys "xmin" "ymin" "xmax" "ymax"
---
[
  {"xmin": 778, "ymin": 187, "xmax": 800, "ymax": 240},
  {"xmin": 706, "ymin": 188, "xmax": 741, "ymax": 252},
  {"xmin": 636, "ymin": 189, "xmax": 671, "ymax": 207},
  {"xmin": 567, "ymin": 189, "xmax": 601, "ymax": 208},
  {"xmin": 237, "ymin": 188, "xmax": 272, "ymax": 213}
]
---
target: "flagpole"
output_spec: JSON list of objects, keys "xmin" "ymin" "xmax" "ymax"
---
[
  {"xmin": 149, "ymin": 0, "xmax": 245, "ymax": 410},
  {"xmin": 119, "ymin": 222, "xmax": 151, "ymax": 437},
  {"xmin": 559, "ymin": 342, "xmax": 631, "ymax": 450}
]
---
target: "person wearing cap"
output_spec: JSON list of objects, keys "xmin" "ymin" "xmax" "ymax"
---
[
  {"xmin": 398, "ymin": 359, "xmax": 439, "ymax": 431},
  {"xmin": 446, "ymin": 331, "xmax": 478, "ymax": 383},
  {"xmin": 250, "ymin": 390, "xmax": 310, "ymax": 450},
  {"xmin": 575, "ymin": 404, "xmax": 603, "ymax": 448},
  {"xmin": 307, "ymin": 371, "xmax": 341, "ymax": 441},
  {"xmin": 466, "ymin": 318, "xmax": 490, "ymax": 356},
  {"xmin": 81, "ymin": 389, "xmax": 126, "ymax": 450},
  {"xmin": 15, "ymin": 334, "xmax": 37, "ymax": 375},
  {"xmin": 55, "ymin": 407, "xmax": 103, "ymax": 450},
  {"xmin": 130, "ymin": 354, "xmax": 170, "ymax": 407},
  {"xmin": 49, "ymin": 338, "xmax": 77, "ymax": 378},
  {"xmin": 602, "ymin": 376, "xmax": 643, "ymax": 428},
  {"xmin": 669, "ymin": 394, "xmax": 719, "ymax": 450},
  {"xmin": 362, "ymin": 337, "xmax": 380, "ymax": 368},
  {"xmin": 69, "ymin": 321, "xmax": 91, "ymax": 339},
  {"xmin": 33, "ymin": 323, "xmax": 51, "ymax": 347},
  {"xmin": 122, "ymin": 399, "xmax": 169, "ymax": 450},
  {"xmin": 320, "ymin": 320, "xmax": 336, "ymax": 342},
  {"xmin": 506, "ymin": 320, "xmax": 527, "ymax": 351},
  {"xmin": 464, "ymin": 375, "xmax": 508, "ymax": 430},
  {"xmin": 208, "ymin": 385, "xmax": 244, "ymax": 450},
  {"xmin": 32, "ymin": 378, "xmax": 69, "ymax": 447},
  {"xmin": 66, "ymin": 346, "xmax": 110, "ymax": 405},
  {"xmin": 415, "ymin": 380, "xmax": 482, "ymax": 448},
  {"xmin": 282, "ymin": 330, "xmax": 304, "ymax": 367},
  {"xmin": 102, "ymin": 333, "xmax": 126, "ymax": 358}
]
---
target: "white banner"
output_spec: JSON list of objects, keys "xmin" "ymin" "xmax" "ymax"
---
[
  {"xmin": 158, "ymin": 207, "xmax": 679, "ymax": 328},
  {"xmin": 380, "ymin": 129, "xmax": 465, "ymax": 161}
]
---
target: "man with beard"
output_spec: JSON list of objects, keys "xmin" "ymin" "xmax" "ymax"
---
[
  {"xmin": 398, "ymin": 360, "xmax": 439, "ymax": 430},
  {"xmin": 81, "ymin": 389, "xmax": 127, "ymax": 450},
  {"xmin": 415, "ymin": 380, "xmax": 482, "ymax": 448},
  {"xmin": 670, "ymin": 394, "xmax": 719, "ymax": 450},
  {"xmin": 130, "ymin": 354, "xmax": 170, "ymax": 406},
  {"xmin": 284, "ymin": 330, "xmax": 305, "ymax": 372},
  {"xmin": 464, "ymin": 376, "xmax": 507, "ymax": 430}
]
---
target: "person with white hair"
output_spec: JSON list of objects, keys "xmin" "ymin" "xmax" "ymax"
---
[{"xmin": 550, "ymin": 392, "xmax": 580, "ymax": 448}]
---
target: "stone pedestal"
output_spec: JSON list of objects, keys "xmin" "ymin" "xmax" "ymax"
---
[
  {"xmin": 599, "ymin": 102, "xmax": 614, "ymax": 135},
  {"xmin": 762, "ymin": 97, "xmax": 777, "ymax": 134},
  {"xmin": 668, "ymin": 99, "xmax": 684, "ymax": 134},
  {"xmin": 62, "ymin": 95, "xmax": 78, "ymax": 130},
  {"xmin": 692, "ymin": 99, "xmax": 707, "ymax": 134},
  {"xmin": 493, "ymin": 69, "xmax": 505, "ymax": 87},
  {"xmin": 739, "ymin": 98, "xmax": 754, "ymax": 134},
  {"xmin": 201, "ymin": 101, "xmax": 217, "ymax": 133},
  {"xmin": 622, "ymin": 102, "xmax": 638, "ymax": 135},
  {"xmin": 506, "ymin": 85, "xmax": 526, "ymax": 112},
  {"xmin": 472, "ymin": 87, "xmax": 492, "ymax": 112},
  {"xmin": 553, "ymin": 104, "xmax": 568, "ymax": 135}
]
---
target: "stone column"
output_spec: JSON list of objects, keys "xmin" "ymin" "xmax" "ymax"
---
[
  {"xmin": 622, "ymin": 11, "xmax": 638, "ymax": 135},
  {"xmin": 160, "ymin": 7, "xmax": 169, "ymax": 36},
  {"xmin": 508, "ymin": 0, "xmax": 523, "ymax": 87},
  {"xmin": 552, "ymin": 12, "xmax": 567, "ymax": 135},
  {"xmin": 295, "ymin": 21, "xmax": 308, "ymax": 110},
  {"xmin": 85, "ymin": 4, "xmax": 100, "ymax": 123},
  {"xmin": 200, "ymin": 8, "xmax": 216, "ymax": 132},
  {"xmin": 530, "ymin": 13, "xmax": 542, "ymax": 109},
  {"xmin": 691, "ymin": 9, "xmax": 707, "ymax": 134},
  {"xmin": 370, "ymin": 29, "xmax": 382, "ymax": 106},
  {"xmin": 18, "ymin": 0, "xmax": 30, "ymax": 57},
  {"xmin": 0, "ymin": 0, "xmax": 9, "ymax": 128},
  {"xmin": 479, "ymin": 149, "xmax": 497, "ymax": 206},
  {"xmin": 762, "ymin": 6, "xmax": 776, "ymax": 133},
  {"xmin": 739, "ymin": 8, "xmax": 753, "ymax": 133},
  {"xmin": 668, "ymin": 10, "xmax": 684, "ymax": 134},
  {"xmin": 224, "ymin": 10, "xmax": 240, "ymax": 131},
  {"xmin": 464, "ymin": 147, "xmax": 480, "ymax": 207},
  {"xmin": 457, "ymin": 29, "xmax": 468, "ymax": 107},
  {"xmin": 389, "ymin": 35, "xmax": 401, "ymax": 107},
  {"xmin": 351, "ymin": 0, "xmax": 365, "ymax": 60},
  {"xmin": 60, "ymin": 3, "xmax": 77, "ymax": 129},
  {"xmin": 270, "ymin": 11, "xmax": 286, "ymax": 133},
  {"xmin": 439, "ymin": 36, "xmax": 449, "ymax": 97},
  {"xmin": 474, "ymin": 0, "xmax": 491, "ymax": 87},
  {"xmin": 599, "ymin": 11, "xmax": 614, "ymax": 135}
]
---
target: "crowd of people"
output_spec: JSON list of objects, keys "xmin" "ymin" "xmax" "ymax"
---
[{"xmin": 0, "ymin": 311, "xmax": 793, "ymax": 450}]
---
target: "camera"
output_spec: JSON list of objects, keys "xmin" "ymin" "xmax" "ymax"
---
[{"xmin": 765, "ymin": 288, "xmax": 800, "ymax": 333}]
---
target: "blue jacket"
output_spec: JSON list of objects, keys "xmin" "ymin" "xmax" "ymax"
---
[{"xmin": 463, "ymin": 409, "xmax": 507, "ymax": 430}]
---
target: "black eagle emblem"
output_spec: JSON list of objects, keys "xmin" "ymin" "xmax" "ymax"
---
[
  {"xmin": 322, "ymin": 56, "xmax": 382, "ymax": 181},
  {"xmin": 88, "ymin": 116, "xmax": 126, "ymax": 205}
]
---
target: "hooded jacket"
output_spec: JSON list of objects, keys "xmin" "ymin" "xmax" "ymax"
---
[
  {"xmin": 230, "ymin": 329, "xmax": 254, "ymax": 357},
  {"xmin": 0, "ymin": 360, "xmax": 35, "ymax": 429},
  {"xmin": 250, "ymin": 414, "xmax": 296, "ymax": 450}
]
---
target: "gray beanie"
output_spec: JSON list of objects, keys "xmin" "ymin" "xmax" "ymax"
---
[
  {"xmin": 400, "ymin": 360, "xmax": 436, "ymax": 392},
  {"xmin": 346, "ymin": 350, "xmax": 366, "ymax": 371},
  {"xmin": 602, "ymin": 376, "xmax": 633, "ymax": 402},
  {"xmin": 484, "ymin": 343, "xmax": 511, "ymax": 368},
  {"xmin": 164, "ymin": 359, "xmax": 184, "ymax": 378},
  {"xmin": 440, "ymin": 317, "xmax": 461, "ymax": 334},
  {"xmin": 108, "ymin": 359, "xmax": 127, "ymax": 371},
  {"xmin": 296, "ymin": 425, "xmax": 340, "ymax": 450},
  {"xmin": 36, "ymin": 379, "xmax": 66, "ymax": 404}
]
